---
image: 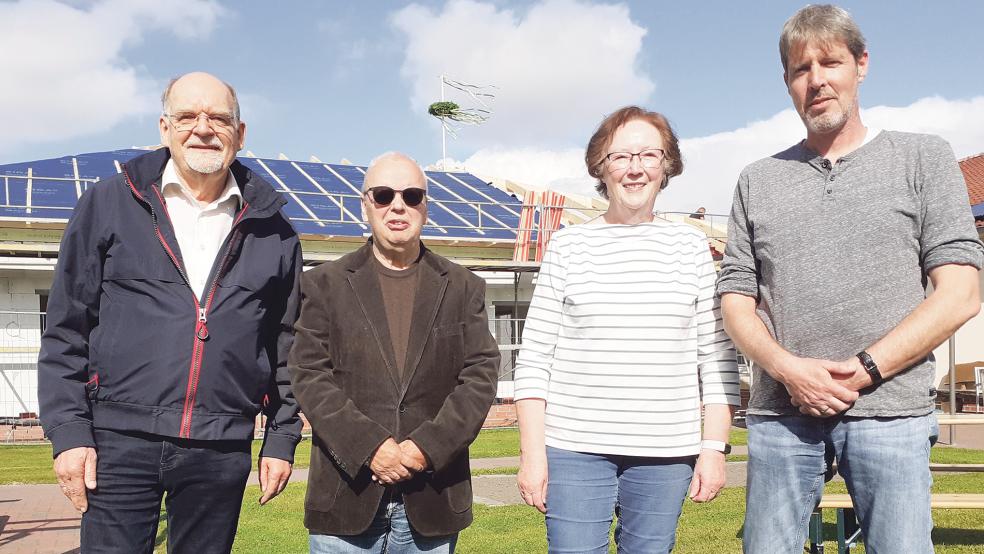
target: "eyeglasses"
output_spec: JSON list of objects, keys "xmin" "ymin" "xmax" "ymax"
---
[
  {"xmin": 364, "ymin": 186, "xmax": 427, "ymax": 207},
  {"xmin": 164, "ymin": 111, "xmax": 238, "ymax": 133},
  {"xmin": 605, "ymin": 149, "xmax": 665, "ymax": 171}
]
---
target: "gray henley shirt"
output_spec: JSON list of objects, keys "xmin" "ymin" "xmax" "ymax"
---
[{"xmin": 717, "ymin": 130, "xmax": 984, "ymax": 417}]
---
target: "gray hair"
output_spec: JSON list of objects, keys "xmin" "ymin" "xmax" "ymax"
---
[
  {"xmin": 779, "ymin": 4, "xmax": 866, "ymax": 73},
  {"xmin": 161, "ymin": 74, "xmax": 241, "ymax": 122},
  {"xmin": 363, "ymin": 151, "xmax": 427, "ymax": 192}
]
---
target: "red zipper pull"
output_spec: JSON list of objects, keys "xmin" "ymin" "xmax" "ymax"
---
[{"xmin": 196, "ymin": 307, "xmax": 209, "ymax": 340}]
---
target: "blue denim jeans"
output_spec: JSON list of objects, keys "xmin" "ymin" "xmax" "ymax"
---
[
  {"xmin": 309, "ymin": 491, "xmax": 458, "ymax": 554},
  {"xmin": 545, "ymin": 445, "xmax": 695, "ymax": 553},
  {"xmin": 743, "ymin": 414, "xmax": 937, "ymax": 554}
]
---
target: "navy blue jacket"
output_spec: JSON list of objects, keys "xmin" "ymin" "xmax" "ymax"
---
[{"xmin": 39, "ymin": 148, "xmax": 303, "ymax": 461}]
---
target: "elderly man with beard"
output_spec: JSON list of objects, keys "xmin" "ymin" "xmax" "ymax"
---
[{"xmin": 39, "ymin": 72, "xmax": 303, "ymax": 553}]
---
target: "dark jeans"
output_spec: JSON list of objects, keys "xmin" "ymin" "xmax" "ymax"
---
[{"xmin": 80, "ymin": 428, "xmax": 252, "ymax": 554}]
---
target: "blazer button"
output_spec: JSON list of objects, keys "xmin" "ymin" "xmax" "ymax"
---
[{"xmin": 399, "ymin": 405, "xmax": 407, "ymax": 413}]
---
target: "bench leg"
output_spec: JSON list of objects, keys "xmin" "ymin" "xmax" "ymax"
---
[
  {"xmin": 808, "ymin": 509, "xmax": 825, "ymax": 554},
  {"xmin": 835, "ymin": 508, "xmax": 862, "ymax": 554},
  {"xmin": 836, "ymin": 508, "xmax": 849, "ymax": 554}
]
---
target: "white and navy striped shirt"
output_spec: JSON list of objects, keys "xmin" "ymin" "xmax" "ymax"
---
[{"xmin": 513, "ymin": 221, "xmax": 740, "ymax": 457}]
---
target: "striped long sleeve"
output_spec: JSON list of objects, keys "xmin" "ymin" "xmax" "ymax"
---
[
  {"xmin": 513, "ymin": 222, "xmax": 739, "ymax": 457},
  {"xmin": 694, "ymin": 238, "xmax": 741, "ymax": 405},
  {"xmin": 512, "ymin": 230, "xmax": 567, "ymax": 401}
]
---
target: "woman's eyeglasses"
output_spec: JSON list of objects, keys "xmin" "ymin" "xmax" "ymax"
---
[
  {"xmin": 364, "ymin": 186, "xmax": 427, "ymax": 207},
  {"xmin": 605, "ymin": 149, "xmax": 665, "ymax": 171}
]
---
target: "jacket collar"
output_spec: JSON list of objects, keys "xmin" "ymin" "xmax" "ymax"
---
[
  {"xmin": 342, "ymin": 239, "xmax": 450, "ymax": 277},
  {"xmin": 120, "ymin": 147, "xmax": 286, "ymax": 217},
  {"xmin": 344, "ymin": 239, "xmax": 450, "ymax": 393}
]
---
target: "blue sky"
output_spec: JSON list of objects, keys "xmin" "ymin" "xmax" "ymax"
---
[{"xmin": 2, "ymin": 0, "xmax": 983, "ymax": 212}]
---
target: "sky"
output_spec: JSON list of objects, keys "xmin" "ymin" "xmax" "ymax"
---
[{"xmin": 2, "ymin": 0, "xmax": 983, "ymax": 214}]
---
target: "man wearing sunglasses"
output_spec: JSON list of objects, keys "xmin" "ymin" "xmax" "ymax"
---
[
  {"xmin": 290, "ymin": 152, "xmax": 499, "ymax": 553},
  {"xmin": 39, "ymin": 72, "xmax": 303, "ymax": 553}
]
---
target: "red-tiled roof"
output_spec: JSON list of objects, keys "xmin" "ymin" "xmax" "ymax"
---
[{"xmin": 960, "ymin": 153, "xmax": 984, "ymax": 206}]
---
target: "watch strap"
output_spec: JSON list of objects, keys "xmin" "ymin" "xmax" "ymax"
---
[
  {"xmin": 856, "ymin": 350, "xmax": 883, "ymax": 384},
  {"xmin": 700, "ymin": 439, "xmax": 731, "ymax": 454}
]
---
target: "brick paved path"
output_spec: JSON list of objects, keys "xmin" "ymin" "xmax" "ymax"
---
[
  {"xmin": 0, "ymin": 470, "xmax": 315, "ymax": 554},
  {"xmin": 0, "ymin": 484, "xmax": 80, "ymax": 554}
]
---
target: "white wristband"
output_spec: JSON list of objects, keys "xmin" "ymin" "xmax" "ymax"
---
[{"xmin": 701, "ymin": 439, "xmax": 729, "ymax": 453}]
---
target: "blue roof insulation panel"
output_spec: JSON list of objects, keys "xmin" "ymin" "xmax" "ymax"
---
[
  {"xmin": 426, "ymin": 172, "xmax": 521, "ymax": 238},
  {"xmin": 0, "ymin": 149, "xmax": 525, "ymax": 242}
]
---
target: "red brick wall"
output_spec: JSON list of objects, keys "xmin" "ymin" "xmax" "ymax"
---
[
  {"xmin": 483, "ymin": 401, "xmax": 517, "ymax": 428},
  {"xmin": 255, "ymin": 405, "xmax": 517, "ymax": 438}
]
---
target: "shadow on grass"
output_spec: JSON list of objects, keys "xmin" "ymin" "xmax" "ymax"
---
[
  {"xmin": 932, "ymin": 527, "xmax": 984, "ymax": 545},
  {"xmin": 735, "ymin": 523, "xmax": 984, "ymax": 548}
]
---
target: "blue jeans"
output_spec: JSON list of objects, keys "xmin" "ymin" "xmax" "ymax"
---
[
  {"xmin": 545, "ymin": 445, "xmax": 695, "ymax": 553},
  {"xmin": 309, "ymin": 492, "xmax": 458, "ymax": 553},
  {"xmin": 80, "ymin": 428, "xmax": 252, "ymax": 554},
  {"xmin": 743, "ymin": 414, "xmax": 937, "ymax": 554}
]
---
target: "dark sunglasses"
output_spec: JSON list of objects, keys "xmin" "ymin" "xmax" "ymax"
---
[{"xmin": 364, "ymin": 186, "xmax": 426, "ymax": 207}]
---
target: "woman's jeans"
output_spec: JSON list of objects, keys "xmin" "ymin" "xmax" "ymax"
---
[
  {"xmin": 743, "ymin": 414, "xmax": 937, "ymax": 554},
  {"xmin": 545, "ymin": 445, "xmax": 695, "ymax": 553}
]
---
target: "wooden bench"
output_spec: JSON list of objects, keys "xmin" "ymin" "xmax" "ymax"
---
[
  {"xmin": 808, "ymin": 494, "xmax": 984, "ymax": 554},
  {"xmin": 808, "ymin": 414, "xmax": 984, "ymax": 553},
  {"xmin": 930, "ymin": 463, "xmax": 984, "ymax": 472}
]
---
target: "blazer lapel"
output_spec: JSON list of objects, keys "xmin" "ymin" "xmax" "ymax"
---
[
  {"xmin": 346, "ymin": 247, "xmax": 401, "ymax": 389},
  {"xmin": 400, "ymin": 249, "xmax": 449, "ymax": 397}
]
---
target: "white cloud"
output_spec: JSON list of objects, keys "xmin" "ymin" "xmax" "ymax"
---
[
  {"xmin": 463, "ymin": 96, "xmax": 984, "ymax": 215},
  {"xmin": 863, "ymin": 96, "xmax": 984, "ymax": 158},
  {"xmin": 391, "ymin": 0, "xmax": 654, "ymax": 148},
  {"xmin": 0, "ymin": 0, "xmax": 224, "ymax": 151},
  {"xmin": 464, "ymin": 146, "xmax": 586, "ymax": 189}
]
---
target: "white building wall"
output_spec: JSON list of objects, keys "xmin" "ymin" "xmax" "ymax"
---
[
  {"xmin": 0, "ymin": 271, "xmax": 51, "ymax": 417},
  {"xmin": 933, "ymin": 270, "xmax": 984, "ymax": 386},
  {"xmin": 0, "ymin": 268, "xmax": 543, "ymax": 416},
  {"xmin": 483, "ymin": 273, "xmax": 536, "ymax": 398}
]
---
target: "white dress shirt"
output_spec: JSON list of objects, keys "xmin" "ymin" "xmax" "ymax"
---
[{"xmin": 160, "ymin": 160, "xmax": 242, "ymax": 300}]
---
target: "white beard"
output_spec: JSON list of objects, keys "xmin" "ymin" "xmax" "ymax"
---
[{"xmin": 184, "ymin": 149, "xmax": 225, "ymax": 174}]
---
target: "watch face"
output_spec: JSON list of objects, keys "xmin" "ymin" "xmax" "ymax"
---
[{"xmin": 724, "ymin": 444, "xmax": 732, "ymax": 455}]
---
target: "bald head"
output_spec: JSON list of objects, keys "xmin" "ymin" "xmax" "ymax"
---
[
  {"xmin": 363, "ymin": 152, "xmax": 426, "ymax": 192},
  {"xmin": 162, "ymin": 72, "xmax": 240, "ymax": 122}
]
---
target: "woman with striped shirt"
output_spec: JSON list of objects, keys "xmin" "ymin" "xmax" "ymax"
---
[{"xmin": 514, "ymin": 106, "xmax": 740, "ymax": 553}]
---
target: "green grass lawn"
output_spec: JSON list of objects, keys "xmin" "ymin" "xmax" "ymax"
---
[
  {"xmin": 468, "ymin": 427, "xmax": 520, "ymax": 458},
  {"xmin": 0, "ymin": 428, "xmax": 522, "ymax": 485},
  {"xmin": 729, "ymin": 426, "xmax": 748, "ymax": 446},
  {"xmin": 0, "ymin": 444, "xmax": 55, "ymax": 484},
  {"xmin": 2, "ymin": 426, "xmax": 977, "ymax": 485},
  {"xmin": 4, "ymin": 432, "xmax": 981, "ymax": 552},
  {"xmin": 148, "ymin": 472, "xmax": 984, "ymax": 553}
]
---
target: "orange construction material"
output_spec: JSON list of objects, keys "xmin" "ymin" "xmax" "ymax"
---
[
  {"xmin": 535, "ymin": 190, "xmax": 566, "ymax": 262},
  {"xmin": 513, "ymin": 191, "xmax": 536, "ymax": 262}
]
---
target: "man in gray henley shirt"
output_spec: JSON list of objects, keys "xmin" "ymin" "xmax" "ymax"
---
[{"xmin": 717, "ymin": 5, "xmax": 984, "ymax": 553}]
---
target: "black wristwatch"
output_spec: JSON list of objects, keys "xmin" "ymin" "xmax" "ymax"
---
[{"xmin": 856, "ymin": 350, "xmax": 883, "ymax": 384}]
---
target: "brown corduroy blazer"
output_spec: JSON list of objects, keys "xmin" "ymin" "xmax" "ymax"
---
[{"xmin": 288, "ymin": 241, "xmax": 500, "ymax": 537}]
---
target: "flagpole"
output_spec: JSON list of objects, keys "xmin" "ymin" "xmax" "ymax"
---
[{"xmin": 440, "ymin": 74, "xmax": 447, "ymax": 169}]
